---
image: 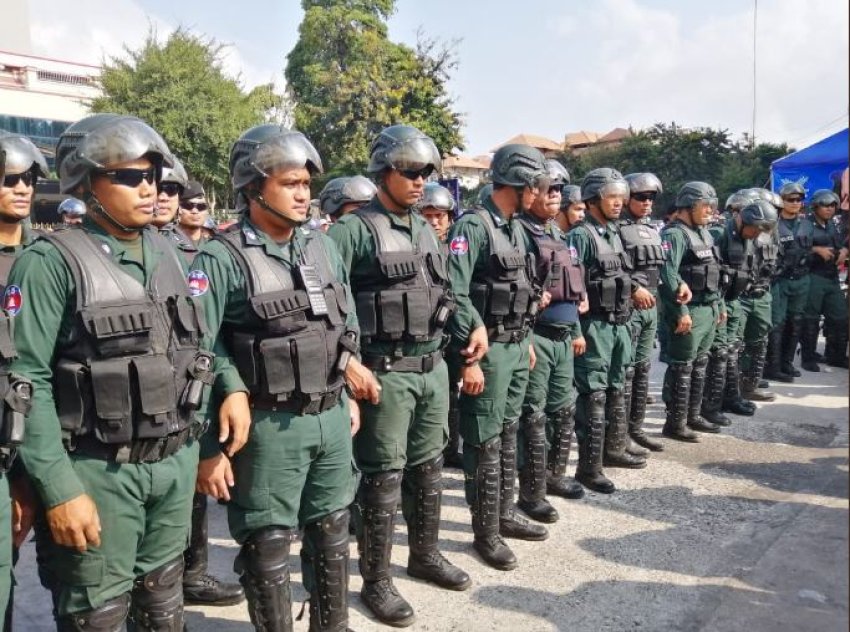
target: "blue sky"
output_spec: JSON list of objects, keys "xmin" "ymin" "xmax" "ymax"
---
[{"xmin": 30, "ymin": 0, "xmax": 849, "ymax": 156}]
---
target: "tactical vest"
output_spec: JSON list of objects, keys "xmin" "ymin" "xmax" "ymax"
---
[
  {"xmin": 351, "ymin": 210, "xmax": 454, "ymax": 346},
  {"xmin": 46, "ymin": 228, "xmax": 211, "ymax": 459},
  {"xmin": 577, "ymin": 222, "xmax": 632, "ymax": 324},
  {"xmin": 722, "ymin": 229, "xmax": 756, "ymax": 300},
  {"xmin": 517, "ymin": 215, "xmax": 585, "ymax": 304},
  {"xmin": 805, "ymin": 218, "xmax": 839, "ymax": 279},
  {"xmin": 160, "ymin": 224, "xmax": 200, "ymax": 264},
  {"xmin": 469, "ymin": 209, "xmax": 538, "ymax": 339},
  {"xmin": 218, "ymin": 226, "xmax": 355, "ymax": 414},
  {"xmin": 671, "ymin": 224, "xmax": 723, "ymax": 297},
  {"xmin": 0, "ymin": 251, "xmax": 15, "ymax": 295},
  {"xmin": 776, "ymin": 217, "xmax": 812, "ymax": 279},
  {"xmin": 746, "ymin": 231, "xmax": 779, "ymax": 295},
  {"xmin": 618, "ymin": 220, "xmax": 665, "ymax": 290}
]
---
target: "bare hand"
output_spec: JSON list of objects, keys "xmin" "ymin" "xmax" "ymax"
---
[
  {"xmin": 10, "ymin": 476, "xmax": 38, "ymax": 548},
  {"xmin": 578, "ymin": 296, "xmax": 590, "ymax": 315},
  {"xmin": 461, "ymin": 326, "xmax": 489, "ymax": 365},
  {"xmin": 538, "ymin": 291, "xmax": 552, "ymax": 311},
  {"xmin": 674, "ymin": 314, "xmax": 693, "ymax": 335},
  {"xmin": 813, "ymin": 246, "xmax": 835, "ymax": 262},
  {"xmin": 197, "ymin": 453, "xmax": 235, "ymax": 502},
  {"xmin": 528, "ymin": 343, "xmax": 537, "ymax": 371},
  {"xmin": 46, "ymin": 494, "xmax": 101, "ymax": 552},
  {"xmin": 348, "ymin": 398, "xmax": 361, "ymax": 437},
  {"xmin": 345, "ymin": 357, "xmax": 381, "ymax": 404},
  {"xmin": 717, "ymin": 310, "xmax": 728, "ymax": 325},
  {"xmin": 460, "ymin": 363, "xmax": 485, "ymax": 396},
  {"xmin": 676, "ymin": 283, "xmax": 692, "ymax": 305},
  {"xmin": 632, "ymin": 286, "xmax": 656, "ymax": 310},
  {"xmin": 572, "ymin": 335, "xmax": 587, "ymax": 356},
  {"xmin": 218, "ymin": 391, "xmax": 251, "ymax": 457},
  {"xmin": 837, "ymin": 247, "xmax": 849, "ymax": 265}
]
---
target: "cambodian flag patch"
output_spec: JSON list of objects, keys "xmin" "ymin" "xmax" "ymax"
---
[
  {"xmin": 568, "ymin": 245, "xmax": 578, "ymax": 258},
  {"xmin": 449, "ymin": 235, "xmax": 469, "ymax": 255},
  {"xmin": 187, "ymin": 270, "xmax": 210, "ymax": 297},
  {"xmin": 3, "ymin": 285, "xmax": 22, "ymax": 316}
]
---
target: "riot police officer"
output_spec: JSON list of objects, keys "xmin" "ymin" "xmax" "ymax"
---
[
  {"xmin": 799, "ymin": 189, "xmax": 849, "ymax": 370},
  {"xmin": 415, "ymin": 181, "xmax": 455, "ymax": 243},
  {"xmin": 446, "ymin": 144, "xmax": 549, "ymax": 571},
  {"xmin": 515, "ymin": 159, "xmax": 586, "ymax": 524},
  {"xmin": 8, "ymin": 113, "xmax": 218, "ymax": 630},
  {"xmin": 176, "ymin": 180, "xmax": 210, "ymax": 251},
  {"xmin": 554, "ymin": 184, "xmax": 585, "ymax": 233},
  {"xmin": 194, "ymin": 124, "xmax": 377, "ymax": 631},
  {"xmin": 659, "ymin": 182, "xmax": 724, "ymax": 441},
  {"xmin": 58, "ymin": 197, "xmax": 87, "ymax": 225},
  {"xmin": 319, "ymin": 175, "xmax": 377, "ymax": 221},
  {"xmin": 567, "ymin": 168, "xmax": 637, "ymax": 493},
  {"xmin": 619, "ymin": 172, "xmax": 666, "ymax": 453},
  {"xmin": 152, "ymin": 159, "xmax": 203, "ymax": 262},
  {"xmin": 329, "ymin": 125, "xmax": 470, "ymax": 627}
]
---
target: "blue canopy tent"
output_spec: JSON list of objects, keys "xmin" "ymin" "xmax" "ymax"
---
[{"xmin": 771, "ymin": 127, "xmax": 849, "ymax": 201}]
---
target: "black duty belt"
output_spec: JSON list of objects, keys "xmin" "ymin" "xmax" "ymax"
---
[
  {"xmin": 250, "ymin": 387, "xmax": 344, "ymax": 415},
  {"xmin": 533, "ymin": 322, "xmax": 573, "ymax": 342},
  {"xmin": 69, "ymin": 425, "xmax": 197, "ymax": 465},
  {"xmin": 742, "ymin": 287, "xmax": 768, "ymax": 299},
  {"xmin": 488, "ymin": 327, "xmax": 529, "ymax": 344},
  {"xmin": 362, "ymin": 349, "xmax": 444, "ymax": 373}
]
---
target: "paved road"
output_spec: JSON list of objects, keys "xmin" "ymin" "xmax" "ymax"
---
[{"xmin": 13, "ymin": 349, "xmax": 848, "ymax": 631}]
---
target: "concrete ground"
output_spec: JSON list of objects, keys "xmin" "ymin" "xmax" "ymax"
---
[{"xmin": 13, "ymin": 346, "xmax": 849, "ymax": 631}]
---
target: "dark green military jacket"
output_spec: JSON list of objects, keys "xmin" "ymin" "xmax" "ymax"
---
[{"xmin": 659, "ymin": 219, "xmax": 722, "ymax": 320}]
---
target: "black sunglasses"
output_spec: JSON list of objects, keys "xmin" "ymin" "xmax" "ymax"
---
[
  {"xmin": 783, "ymin": 196, "xmax": 803, "ymax": 203},
  {"xmin": 160, "ymin": 182, "xmax": 183, "ymax": 197},
  {"xmin": 96, "ymin": 167, "xmax": 157, "ymax": 188},
  {"xmin": 631, "ymin": 192, "xmax": 657, "ymax": 202},
  {"xmin": 181, "ymin": 201, "xmax": 209, "ymax": 212},
  {"xmin": 548, "ymin": 184, "xmax": 565, "ymax": 194},
  {"xmin": 398, "ymin": 166, "xmax": 435, "ymax": 181},
  {"xmin": 2, "ymin": 172, "xmax": 35, "ymax": 188}
]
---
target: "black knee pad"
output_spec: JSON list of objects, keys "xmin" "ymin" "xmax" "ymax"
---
[{"xmin": 58, "ymin": 594, "xmax": 130, "ymax": 632}]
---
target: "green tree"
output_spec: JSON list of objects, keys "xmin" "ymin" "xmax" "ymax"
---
[
  {"xmin": 286, "ymin": 0, "xmax": 464, "ymax": 178},
  {"xmin": 90, "ymin": 28, "xmax": 283, "ymax": 207}
]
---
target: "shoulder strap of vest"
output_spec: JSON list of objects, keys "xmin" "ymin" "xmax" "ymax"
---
[
  {"xmin": 356, "ymin": 209, "xmax": 415, "ymax": 254},
  {"xmin": 473, "ymin": 208, "xmax": 514, "ymax": 255},
  {"xmin": 42, "ymin": 228, "xmax": 148, "ymax": 311},
  {"xmin": 216, "ymin": 228, "xmax": 296, "ymax": 298},
  {"xmin": 301, "ymin": 233, "xmax": 337, "ymax": 286},
  {"xmin": 0, "ymin": 252, "xmax": 16, "ymax": 294},
  {"xmin": 145, "ymin": 229, "xmax": 192, "ymax": 298},
  {"xmin": 578, "ymin": 222, "xmax": 609, "ymax": 255}
]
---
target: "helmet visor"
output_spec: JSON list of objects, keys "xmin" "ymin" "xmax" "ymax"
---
[
  {"xmin": 1, "ymin": 135, "xmax": 49, "ymax": 177},
  {"xmin": 81, "ymin": 118, "xmax": 173, "ymax": 170},
  {"xmin": 385, "ymin": 137, "xmax": 441, "ymax": 172},
  {"xmin": 251, "ymin": 133, "xmax": 323, "ymax": 176},
  {"xmin": 599, "ymin": 181, "xmax": 630, "ymax": 199}
]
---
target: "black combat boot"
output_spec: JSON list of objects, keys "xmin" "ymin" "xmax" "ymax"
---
[
  {"xmin": 824, "ymin": 318, "xmax": 850, "ymax": 368},
  {"xmin": 545, "ymin": 403, "xmax": 585, "ymax": 498},
  {"xmin": 403, "ymin": 456, "xmax": 471, "ymax": 590},
  {"xmin": 470, "ymin": 437, "xmax": 517, "ymax": 571},
  {"xmin": 662, "ymin": 362, "xmax": 699, "ymax": 442},
  {"xmin": 764, "ymin": 325, "xmax": 794, "ymax": 383},
  {"xmin": 740, "ymin": 340, "xmax": 776, "ymax": 402},
  {"xmin": 443, "ymin": 385, "xmax": 463, "ymax": 469},
  {"xmin": 127, "ymin": 556, "xmax": 185, "ymax": 632},
  {"xmin": 781, "ymin": 317, "xmax": 802, "ymax": 377},
  {"xmin": 628, "ymin": 361, "xmax": 663, "ymax": 451},
  {"xmin": 58, "ymin": 595, "xmax": 130, "ymax": 631},
  {"xmin": 301, "ymin": 510, "xmax": 351, "ymax": 632},
  {"xmin": 498, "ymin": 418, "xmax": 548, "ymax": 540},
  {"xmin": 799, "ymin": 317, "xmax": 822, "ymax": 372},
  {"xmin": 701, "ymin": 347, "xmax": 732, "ymax": 426},
  {"xmin": 517, "ymin": 410, "xmax": 559, "ymax": 523},
  {"xmin": 575, "ymin": 391, "xmax": 616, "ymax": 493},
  {"xmin": 722, "ymin": 341, "xmax": 756, "ymax": 415},
  {"xmin": 603, "ymin": 387, "xmax": 647, "ymax": 468},
  {"xmin": 687, "ymin": 354, "xmax": 720, "ymax": 433},
  {"xmin": 357, "ymin": 471, "xmax": 414, "ymax": 628},
  {"xmin": 183, "ymin": 493, "xmax": 245, "ymax": 606},
  {"xmin": 236, "ymin": 527, "xmax": 297, "ymax": 632},
  {"xmin": 622, "ymin": 366, "xmax": 649, "ymax": 457}
]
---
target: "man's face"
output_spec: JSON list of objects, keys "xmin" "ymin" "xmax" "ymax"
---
[
  {"xmin": 566, "ymin": 202, "xmax": 586, "ymax": 227},
  {"xmin": 0, "ymin": 168, "xmax": 34, "ymax": 222},
  {"xmin": 256, "ymin": 166, "xmax": 312, "ymax": 225},
  {"xmin": 782, "ymin": 194, "xmax": 804, "ymax": 217},
  {"xmin": 420, "ymin": 207, "xmax": 451, "ymax": 241},
  {"xmin": 740, "ymin": 224, "xmax": 762, "ymax": 240},
  {"xmin": 384, "ymin": 168, "xmax": 426, "ymax": 209},
  {"xmin": 153, "ymin": 181, "xmax": 182, "ymax": 227},
  {"xmin": 598, "ymin": 192, "xmax": 625, "ymax": 220},
  {"xmin": 179, "ymin": 195, "xmax": 209, "ymax": 229},
  {"xmin": 814, "ymin": 202, "xmax": 837, "ymax": 223},
  {"xmin": 627, "ymin": 191, "xmax": 655, "ymax": 219},
  {"xmin": 689, "ymin": 200, "xmax": 716, "ymax": 226},
  {"xmin": 530, "ymin": 183, "xmax": 563, "ymax": 221},
  {"xmin": 90, "ymin": 157, "xmax": 157, "ymax": 229}
]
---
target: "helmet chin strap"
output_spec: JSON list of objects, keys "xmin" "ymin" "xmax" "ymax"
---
[
  {"xmin": 84, "ymin": 192, "xmax": 138, "ymax": 234},
  {"xmin": 378, "ymin": 180, "xmax": 411, "ymax": 212},
  {"xmin": 254, "ymin": 192, "xmax": 306, "ymax": 228}
]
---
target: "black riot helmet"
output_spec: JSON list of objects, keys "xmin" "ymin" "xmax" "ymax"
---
[
  {"xmin": 367, "ymin": 125, "xmax": 441, "ymax": 176},
  {"xmin": 675, "ymin": 181, "xmax": 718, "ymax": 210},
  {"xmin": 580, "ymin": 167, "xmax": 629, "ymax": 201},
  {"xmin": 319, "ymin": 175, "xmax": 377, "ymax": 216},
  {"xmin": 414, "ymin": 182, "xmax": 456, "ymax": 214},
  {"xmin": 490, "ymin": 144, "xmax": 548, "ymax": 189},
  {"xmin": 739, "ymin": 199, "xmax": 778, "ymax": 232},
  {"xmin": 0, "ymin": 132, "xmax": 49, "ymax": 184},
  {"xmin": 230, "ymin": 124, "xmax": 323, "ymax": 194}
]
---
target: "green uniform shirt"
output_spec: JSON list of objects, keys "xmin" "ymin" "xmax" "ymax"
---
[
  {"xmin": 659, "ymin": 219, "xmax": 722, "ymax": 320},
  {"xmin": 190, "ymin": 218, "xmax": 358, "ymax": 458},
  {"xmin": 328, "ymin": 197, "xmax": 443, "ymax": 358},
  {"xmin": 7, "ymin": 218, "xmax": 174, "ymax": 508}
]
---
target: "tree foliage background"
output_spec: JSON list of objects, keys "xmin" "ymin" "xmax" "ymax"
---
[
  {"xmin": 285, "ymin": 0, "xmax": 464, "ymax": 179},
  {"xmin": 90, "ymin": 28, "xmax": 283, "ymax": 208}
]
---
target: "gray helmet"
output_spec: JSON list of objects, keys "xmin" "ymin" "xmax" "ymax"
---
[
  {"xmin": 779, "ymin": 181, "xmax": 806, "ymax": 198},
  {"xmin": 725, "ymin": 188, "xmax": 760, "ymax": 212},
  {"xmin": 560, "ymin": 184, "xmax": 582, "ymax": 209},
  {"xmin": 675, "ymin": 181, "xmax": 718, "ymax": 209},
  {"xmin": 580, "ymin": 167, "xmax": 629, "ymax": 201},
  {"xmin": 58, "ymin": 197, "xmax": 87, "ymax": 217},
  {"xmin": 625, "ymin": 172, "xmax": 663, "ymax": 195},
  {"xmin": 319, "ymin": 175, "xmax": 377, "ymax": 215},
  {"xmin": 203, "ymin": 216, "xmax": 218, "ymax": 231},
  {"xmin": 810, "ymin": 189, "xmax": 840, "ymax": 207},
  {"xmin": 0, "ymin": 132, "xmax": 49, "ymax": 182},
  {"xmin": 740, "ymin": 199, "xmax": 778, "ymax": 231},
  {"xmin": 230, "ymin": 125, "xmax": 323, "ymax": 193},
  {"xmin": 414, "ymin": 182, "xmax": 455, "ymax": 214},
  {"xmin": 544, "ymin": 159, "xmax": 570, "ymax": 186},
  {"xmin": 367, "ymin": 125, "xmax": 441, "ymax": 175},
  {"xmin": 161, "ymin": 157, "xmax": 189, "ymax": 188},
  {"xmin": 477, "ymin": 183, "xmax": 493, "ymax": 205},
  {"xmin": 56, "ymin": 114, "xmax": 174, "ymax": 194},
  {"xmin": 490, "ymin": 144, "xmax": 547, "ymax": 188}
]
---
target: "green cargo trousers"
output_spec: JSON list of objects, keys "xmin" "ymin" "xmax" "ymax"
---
[
  {"xmin": 0, "ymin": 477, "xmax": 10, "ymax": 624},
  {"xmin": 712, "ymin": 300, "xmax": 742, "ymax": 350},
  {"xmin": 804, "ymin": 274, "xmax": 848, "ymax": 321},
  {"xmin": 771, "ymin": 276, "xmax": 811, "ymax": 326},
  {"xmin": 738, "ymin": 293, "xmax": 772, "ymax": 373},
  {"xmin": 663, "ymin": 303, "xmax": 719, "ymax": 364},
  {"xmin": 229, "ymin": 400, "xmax": 356, "ymax": 543},
  {"xmin": 629, "ymin": 306, "xmax": 658, "ymax": 366},
  {"xmin": 36, "ymin": 441, "xmax": 199, "ymax": 616}
]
